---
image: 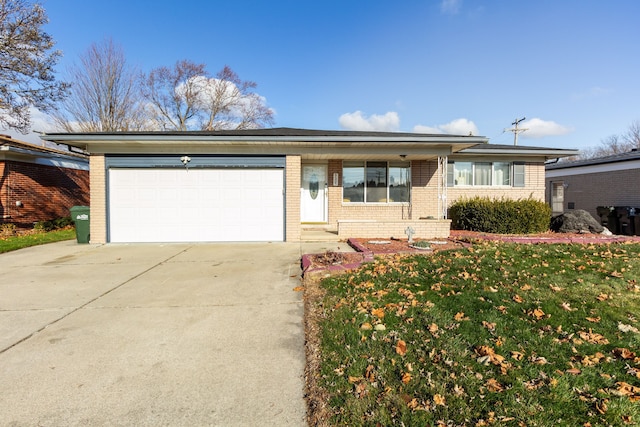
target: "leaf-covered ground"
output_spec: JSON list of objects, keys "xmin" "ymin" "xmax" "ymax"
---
[{"xmin": 306, "ymin": 242, "xmax": 640, "ymax": 426}]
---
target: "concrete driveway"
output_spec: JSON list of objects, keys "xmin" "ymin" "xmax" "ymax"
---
[{"xmin": 0, "ymin": 240, "xmax": 348, "ymax": 426}]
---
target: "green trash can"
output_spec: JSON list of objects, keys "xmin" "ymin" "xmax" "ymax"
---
[{"xmin": 70, "ymin": 206, "xmax": 90, "ymax": 243}]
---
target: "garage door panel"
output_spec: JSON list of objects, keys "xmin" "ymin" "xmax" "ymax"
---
[{"xmin": 109, "ymin": 168, "xmax": 283, "ymax": 242}]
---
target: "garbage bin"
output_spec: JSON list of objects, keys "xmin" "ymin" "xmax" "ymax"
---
[
  {"xmin": 616, "ymin": 206, "xmax": 632, "ymax": 236},
  {"xmin": 596, "ymin": 206, "xmax": 611, "ymax": 228},
  {"xmin": 607, "ymin": 207, "xmax": 620, "ymax": 234},
  {"xmin": 69, "ymin": 206, "xmax": 90, "ymax": 243},
  {"xmin": 629, "ymin": 207, "xmax": 638, "ymax": 236}
]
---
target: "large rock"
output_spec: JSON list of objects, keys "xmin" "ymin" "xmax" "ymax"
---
[{"xmin": 550, "ymin": 210, "xmax": 605, "ymax": 234}]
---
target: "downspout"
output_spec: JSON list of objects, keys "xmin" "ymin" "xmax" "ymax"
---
[{"xmin": 438, "ymin": 156, "xmax": 448, "ymax": 219}]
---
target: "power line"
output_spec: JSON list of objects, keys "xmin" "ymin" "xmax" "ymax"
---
[{"xmin": 505, "ymin": 117, "xmax": 528, "ymax": 145}]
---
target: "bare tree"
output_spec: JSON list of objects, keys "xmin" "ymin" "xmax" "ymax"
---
[
  {"xmin": 568, "ymin": 120, "xmax": 640, "ymax": 161},
  {"xmin": 52, "ymin": 39, "xmax": 149, "ymax": 132},
  {"xmin": 0, "ymin": 0, "xmax": 68, "ymax": 133},
  {"xmin": 141, "ymin": 61, "xmax": 274, "ymax": 131},
  {"xmin": 140, "ymin": 60, "xmax": 206, "ymax": 131},
  {"xmin": 622, "ymin": 119, "xmax": 640, "ymax": 148}
]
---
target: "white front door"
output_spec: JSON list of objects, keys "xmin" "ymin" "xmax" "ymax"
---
[{"xmin": 301, "ymin": 165, "xmax": 327, "ymax": 223}]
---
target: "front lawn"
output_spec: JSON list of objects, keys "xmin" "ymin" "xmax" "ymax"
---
[
  {"xmin": 0, "ymin": 228, "xmax": 76, "ymax": 254},
  {"xmin": 307, "ymin": 242, "xmax": 640, "ymax": 426}
]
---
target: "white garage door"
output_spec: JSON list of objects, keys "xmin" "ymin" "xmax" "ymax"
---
[{"xmin": 108, "ymin": 168, "xmax": 284, "ymax": 242}]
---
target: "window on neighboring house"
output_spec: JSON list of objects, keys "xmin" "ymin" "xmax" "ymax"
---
[
  {"xmin": 447, "ymin": 161, "xmax": 525, "ymax": 187},
  {"xmin": 342, "ymin": 161, "xmax": 410, "ymax": 203}
]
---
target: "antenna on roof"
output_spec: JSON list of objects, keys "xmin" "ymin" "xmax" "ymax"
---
[{"xmin": 505, "ymin": 117, "xmax": 528, "ymax": 145}]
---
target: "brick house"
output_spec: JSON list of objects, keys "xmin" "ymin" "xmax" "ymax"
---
[
  {"xmin": 545, "ymin": 149, "xmax": 640, "ymax": 227},
  {"xmin": 1, "ymin": 135, "xmax": 89, "ymax": 227},
  {"xmin": 41, "ymin": 128, "xmax": 576, "ymax": 243}
]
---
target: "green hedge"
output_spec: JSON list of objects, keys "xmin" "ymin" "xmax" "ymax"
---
[
  {"xmin": 449, "ymin": 196, "xmax": 551, "ymax": 234},
  {"xmin": 33, "ymin": 216, "xmax": 74, "ymax": 232}
]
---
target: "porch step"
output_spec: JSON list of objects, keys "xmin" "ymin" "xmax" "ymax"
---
[{"xmin": 301, "ymin": 226, "xmax": 340, "ymax": 242}]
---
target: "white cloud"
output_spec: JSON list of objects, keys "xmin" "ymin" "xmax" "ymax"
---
[
  {"xmin": 520, "ymin": 118, "xmax": 573, "ymax": 138},
  {"xmin": 339, "ymin": 111, "xmax": 400, "ymax": 132},
  {"xmin": 441, "ymin": 0, "xmax": 462, "ymax": 14},
  {"xmin": 413, "ymin": 118, "xmax": 479, "ymax": 136},
  {"xmin": 1, "ymin": 107, "xmax": 58, "ymax": 146}
]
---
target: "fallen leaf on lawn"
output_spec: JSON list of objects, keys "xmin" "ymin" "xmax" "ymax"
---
[
  {"xmin": 482, "ymin": 321, "xmax": 496, "ymax": 331},
  {"xmin": 549, "ymin": 284, "xmax": 564, "ymax": 292},
  {"xmin": 561, "ymin": 302, "xmax": 576, "ymax": 311},
  {"xmin": 292, "ymin": 286, "xmax": 304, "ymax": 292},
  {"xmin": 511, "ymin": 351, "xmax": 525, "ymax": 361},
  {"xmin": 485, "ymin": 378, "xmax": 504, "ymax": 392},
  {"xmin": 531, "ymin": 356, "xmax": 548, "ymax": 365},
  {"xmin": 520, "ymin": 284, "xmax": 532, "ymax": 291},
  {"xmin": 365, "ymin": 364, "xmax": 375, "ymax": 382},
  {"xmin": 613, "ymin": 347, "xmax": 636, "ymax": 360},
  {"xmin": 530, "ymin": 308, "xmax": 546, "ymax": 320},
  {"xmin": 596, "ymin": 293, "xmax": 610, "ymax": 301},
  {"xmin": 586, "ymin": 316, "xmax": 601, "ymax": 323},
  {"xmin": 513, "ymin": 294, "xmax": 524, "ymax": 303},
  {"xmin": 374, "ymin": 324, "xmax": 386, "ymax": 331},
  {"xmin": 496, "ymin": 305, "xmax": 508, "ymax": 314},
  {"xmin": 610, "ymin": 270, "xmax": 624, "ymax": 278},
  {"xmin": 578, "ymin": 329, "xmax": 609, "ymax": 344},
  {"xmin": 622, "ymin": 415, "xmax": 633, "ymax": 424},
  {"xmin": 566, "ymin": 368, "xmax": 582, "ymax": 375},
  {"xmin": 428, "ymin": 323, "xmax": 439, "ymax": 334},
  {"xmin": 354, "ymin": 381, "xmax": 367, "ymax": 398},
  {"xmin": 595, "ymin": 399, "xmax": 609, "ymax": 414},
  {"xmin": 433, "ymin": 393, "xmax": 446, "ymax": 406},
  {"xmin": 360, "ymin": 322, "xmax": 373, "ymax": 330},
  {"xmin": 396, "ymin": 339, "xmax": 407, "ymax": 356},
  {"xmin": 371, "ymin": 308, "xmax": 385, "ymax": 319},
  {"xmin": 402, "ymin": 372, "xmax": 412, "ymax": 384},
  {"xmin": 348, "ymin": 375, "xmax": 363, "ymax": 383},
  {"xmin": 613, "ymin": 382, "xmax": 640, "ymax": 398},
  {"xmin": 454, "ymin": 312, "xmax": 468, "ymax": 321},
  {"xmin": 618, "ymin": 322, "xmax": 639, "ymax": 333}
]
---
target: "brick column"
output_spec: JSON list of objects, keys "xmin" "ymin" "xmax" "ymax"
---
[
  {"xmin": 285, "ymin": 155, "xmax": 301, "ymax": 242},
  {"xmin": 89, "ymin": 154, "xmax": 107, "ymax": 243}
]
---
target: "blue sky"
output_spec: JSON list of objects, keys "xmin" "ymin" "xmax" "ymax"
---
[{"xmin": 7, "ymin": 0, "xmax": 640, "ymax": 151}]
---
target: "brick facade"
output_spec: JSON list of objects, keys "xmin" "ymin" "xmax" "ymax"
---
[
  {"xmin": 0, "ymin": 160, "xmax": 89, "ymax": 227},
  {"xmin": 546, "ymin": 168, "xmax": 640, "ymax": 220},
  {"xmin": 89, "ymin": 155, "xmax": 107, "ymax": 243}
]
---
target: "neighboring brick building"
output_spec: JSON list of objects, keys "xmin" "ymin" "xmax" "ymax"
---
[
  {"xmin": 1, "ymin": 135, "xmax": 89, "ymax": 227},
  {"xmin": 545, "ymin": 149, "xmax": 640, "ymax": 225}
]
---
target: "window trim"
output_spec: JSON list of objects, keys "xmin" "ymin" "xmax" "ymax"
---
[
  {"xmin": 342, "ymin": 161, "xmax": 411, "ymax": 204},
  {"xmin": 447, "ymin": 161, "xmax": 525, "ymax": 187}
]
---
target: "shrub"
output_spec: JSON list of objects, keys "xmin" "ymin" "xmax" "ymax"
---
[
  {"xmin": 449, "ymin": 196, "xmax": 551, "ymax": 234},
  {"xmin": 0, "ymin": 223, "xmax": 17, "ymax": 237},
  {"xmin": 33, "ymin": 216, "xmax": 74, "ymax": 232}
]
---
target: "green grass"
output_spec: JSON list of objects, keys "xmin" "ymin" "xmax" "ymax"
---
[
  {"xmin": 0, "ymin": 228, "xmax": 76, "ymax": 254},
  {"xmin": 314, "ymin": 242, "xmax": 640, "ymax": 426}
]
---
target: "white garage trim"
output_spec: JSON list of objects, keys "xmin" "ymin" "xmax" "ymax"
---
[{"xmin": 108, "ymin": 168, "xmax": 284, "ymax": 243}]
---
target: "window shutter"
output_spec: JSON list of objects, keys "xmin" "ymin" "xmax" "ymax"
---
[{"xmin": 513, "ymin": 162, "xmax": 525, "ymax": 187}]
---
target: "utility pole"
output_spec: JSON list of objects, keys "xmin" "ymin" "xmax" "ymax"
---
[{"xmin": 506, "ymin": 117, "xmax": 528, "ymax": 145}]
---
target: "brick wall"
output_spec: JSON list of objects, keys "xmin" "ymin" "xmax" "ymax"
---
[
  {"xmin": 285, "ymin": 155, "xmax": 301, "ymax": 241},
  {"xmin": 546, "ymin": 168, "xmax": 640, "ymax": 220},
  {"xmin": 447, "ymin": 162, "xmax": 545, "ymax": 206},
  {"xmin": 89, "ymin": 154, "xmax": 107, "ymax": 243},
  {"xmin": 323, "ymin": 160, "xmax": 545, "ymax": 229},
  {"xmin": 0, "ymin": 160, "xmax": 89, "ymax": 227},
  {"xmin": 337, "ymin": 219, "xmax": 451, "ymax": 239}
]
